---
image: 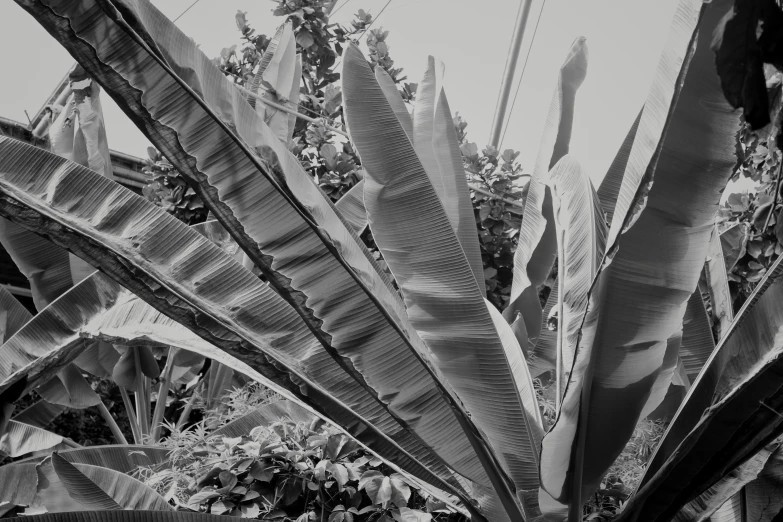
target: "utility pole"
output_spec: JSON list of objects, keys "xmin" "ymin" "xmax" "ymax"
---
[{"xmin": 488, "ymin": 0, "xmax": 534, "ymax": 149}]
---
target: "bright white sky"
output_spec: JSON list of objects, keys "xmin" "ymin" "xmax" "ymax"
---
[{"xmin": 0, "ymin": 0, "xmax": 683, "ymax": 186}]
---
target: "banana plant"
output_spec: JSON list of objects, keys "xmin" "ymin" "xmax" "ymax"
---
[{"xmin": 2, "ymin": 0, "xmax": 783, "ymax": 521}]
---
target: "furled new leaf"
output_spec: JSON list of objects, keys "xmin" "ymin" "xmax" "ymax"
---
[
  {"xmin": 343, "ymin": 43, "xmax": 539, "ymax": 514},
  {"xmin": 504, "ymin": 37, "xmax": 588, "ymax": 350},
  {"xmin": 547, "ymin": 155, "xmax": 607, "ymax": 399}
]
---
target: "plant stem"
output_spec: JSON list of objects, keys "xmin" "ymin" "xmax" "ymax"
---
[
  {"xmin": 763, "ymin": 161, "xmax": 783, "ymax": 232},
  {"xmin": 132, "ymin": 347, "xmax": 151, "ymax": 438},
  {"xmin": 119, "ymin": 386, "xmax": 142, "ymax": 444},
  {"xmin": 140, "ymin": 375, "xmax": 151, "ymax": 438},
  {"xmin": 151, "ymin": 346, "xmax": 178, "ymax": 441},
  {"xmin": 175, "ymin": 381, "xmax": 203, "ymax": 431},
  {"xmin": 96, "ymin": 401, "xmax": 128, "ymax": 445}
]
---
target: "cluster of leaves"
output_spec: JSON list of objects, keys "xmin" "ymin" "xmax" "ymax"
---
[
  {"xmin": 144, "ymin": 416, "xmax": 461, "ymax": 522},
  {"xmin": 306, "ymin": 130, "xmax": 362, "ymax": 202},
  {"xmin": 718, "ymin": 82, "xmax": 783, "ymax": 308},
  {"xmin": 365, "ymin": 27, "xmax": 407, "ymax": 89},
  {"xmin": 142, "ymin": 147, "xmax": 208, "ymax": 225},
  {"xmin": 144, "ymin": 1, "xmax": 530, "ymax": 309},
  {"xmin": 193, "ymin": 382, "xmax": 279, "ymax": 431},
  {"xmin": 455, "ymin": 114, "xmax": 527, "ymax": 309},
  {"xmin": 219, "ymin": 3, "xmax": 373, "ymax": 201}
]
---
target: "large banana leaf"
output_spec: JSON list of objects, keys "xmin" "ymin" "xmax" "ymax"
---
[
  {"xmin": 538, "ymin": 0, "xmax": 739, "ymax": 515},
  {"xmin": 546, "ymin": 155, "xmax": 607, "ymax": 401},
  {"xmin": 13, "ymin": 2, "xmax": 499, "ymax": 510},
  {"xmin": 0, "ymin": 271, "xmax": 469, "ymax": 517},
  {"xmin": 0, "ymin": 420, "xmax": 73, "ymax": 458},
  {"xmin": 334, "ymin": 180, "xmax": 367, "ymax": 234},
  {"xmin": 0, "ymin": 285, "xmax": 32, "ymax": 342},
  {"xmin": 0, "ymin": 446, "xmax": 170, "ymax": 511},
  {"xmin": 596, "ymin": 109, "xmax": 642, "ymax": 224},
  {"xmin": 13, "ymin": 400, "xmax": 67, "ymax": 429},
  {"xmin": 213, "ymin": 400, "xmax": 318, "ymax": 438},
  {"xmin": 71, "ymin": 342, "xmax": 120, "ymax": 380},
  {"xmin": 0, "ymin": 264, "xmax": 464, "ymax": 508},
  {"xmin": 673, "ymin": 437, "xmax": 783, "ymax": 522},
  {"xmin": 0, "ymin": 146, "xmax": 480, "ymax": 517},
  {"xmin": 483, "ymin": 300, "xmax": 542, "ymax": 430},
  {"xmin": 412, "ymin": 56, "xmax": 484, "ymax": 287},
  {"xmin": 0, "ymin": 70, "xmax": 113, "ymax": 311},
  {"xmin": 703, "ymin": 223, "xmax": 734, "ymax": 339},
  {"xmin": 643, "ymin": 290, "xmax": 713, "ymax": 422},
  {"xmin": 376, "ymin": 67, "xmax": 413, "ymax": 139},
  {"xmin": 527, "ymin": 283, "xmax": 558, "ymax": 377},
  {"xmin": 331, "ymin": 66, "xmax": 412, "ymax": 238},
  {"xmin": 247, "ymin": 24, "xmax": 285, "ymax": 107},
  {"xmin": 14, "ymin": 445, "xmax": 170, "ymax": 473},
  {"xmin": 0, "ymin": 69, "xmax": 119, "ymax": 419},
  {"xmin": 649, "ymin": 228, "xmax": 734, "ymax": 421},
  {"xmin": 38, "ymin": 454, "xmax": 124, "ymax": 511},
  {"xmin": 678, "ymin": 289, "xmax": 715, "ymax": 383},
  {"xmin": 201, "ymin": 362, "xmax": 234, "ymax": 413},
  {"xmin": 619, "ymin": 254, "xmax": 783, "ymax": 521},
  {"xmin": 69, "ymin": 74, "xmax": 113, "ymax": 182},
  {"xmin": 743, "ymin": 447, "xmax": 783, "ymax": 522},
  {"xmin": 0, "ymin": 282, "xmax": 105, "ymax": 412},
  {"xmin": 0, "ymin": 218, "xmax": 72, "ymax": 310},
  {"xmin": 5, "ymin": 513, "xmax": 237, "ymax": 522},
  {"xmin": 37, "ymin": 364, "xmax": 101, "ymax": 409},
  {"xmin": 30, "ymin": 453, "xmax": 170, "ymax": 512},
  {"xmin": 504, "ymin": 38, "xmax": 588, "ymax": 350},
  {"xmin": 250, "ymin": 22, "xmax": 300, "ymax": 146},
  {"xmin": 0, "ymin": 274, "xmax": 467, "ymax": 513},
  {"xmin": 342, "ymin": 43, "xmax": 538, "ymax": 519}
]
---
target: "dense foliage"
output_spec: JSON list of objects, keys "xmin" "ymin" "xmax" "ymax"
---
[
  {"xmin": 143, "ymin": 387, "xmax": 460, "ymax": 522},
  {"xmin": 4, "ymin": 1, "xmax": 783, "ymax": 522}
]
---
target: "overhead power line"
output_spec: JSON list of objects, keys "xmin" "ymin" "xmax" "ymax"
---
[
  {"xmin": 330, "ymin": 0, "xmax": 353, "ymax": 16},
  {"xmin": 173, "ymin": 0, "xmax": 202, "ymax": 22},
  {"xmin": 356, "ymin": 0, "xmax": 393, "ymax": 42},
  {"xmin": 499, "ymin": 0, "xmax": 547, "ymax": 151}
]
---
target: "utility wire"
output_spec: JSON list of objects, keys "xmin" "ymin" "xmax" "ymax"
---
[
  {"xmin": 498, "ymin": 0, "xmax": 546, "ymax": 150},
  {"xmin": 330, "ymin": 0, "xmax": 353, "ymax": 17},
  {"xmin": 356, "ymin": 0, "xmax": 393, "ymax": 42},
  {"xmin": 173, "ymin": 0, "xmax": 201, "ymax": 23}
]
